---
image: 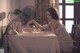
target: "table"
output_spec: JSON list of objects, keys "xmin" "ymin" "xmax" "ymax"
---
[{"xmin": 7, "ymin": 31, "xmax": 60, "ymax": 53}]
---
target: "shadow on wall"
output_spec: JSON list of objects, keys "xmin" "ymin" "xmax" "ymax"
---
[
  {"xmin": 20, "ymin": 5, "xmax": 36, "ymax": 25},
  {"xmin": 0, "ymin": 12, "xmax": 6, "ymax": 21}
]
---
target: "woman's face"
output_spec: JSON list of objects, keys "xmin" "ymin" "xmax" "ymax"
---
[{"xmin": 46, "ymin": 11, "xmax": 52, "ymax": 22}]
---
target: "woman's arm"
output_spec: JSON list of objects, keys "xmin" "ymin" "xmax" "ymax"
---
[{"xmin": 27, "ymin": 20, "xmax": 56, "ymax": 31}]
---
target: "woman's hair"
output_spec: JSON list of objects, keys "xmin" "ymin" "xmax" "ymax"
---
[{"xmin": 47, "ymin": 8, "xmax": 59, "ymax": 20}]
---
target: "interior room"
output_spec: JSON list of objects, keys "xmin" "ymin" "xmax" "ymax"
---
[{"xmin": 0, "ymin": 0, "xmax": 80, "ymax": 53}]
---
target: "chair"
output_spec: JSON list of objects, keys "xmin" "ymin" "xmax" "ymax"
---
[{"xmin": 71, "ymin": 24, "xmax": 80, "ymax": 53}]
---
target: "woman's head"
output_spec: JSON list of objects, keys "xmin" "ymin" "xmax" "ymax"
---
[{"xmin": 46, "ymin": 8, "xmax": 59, "ymax": 21}]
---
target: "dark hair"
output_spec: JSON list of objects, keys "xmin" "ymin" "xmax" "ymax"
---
[{"xmin": 47, "ymin": 8, "xmax": 59, "ymax": 20}]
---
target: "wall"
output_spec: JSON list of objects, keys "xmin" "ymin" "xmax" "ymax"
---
[
  {"xmin": 19, "ymin": 0, "xmax": 35, "ymax": 10},
  {"xmin": 9, "ymin": 0, "xmax": 20, "ymax": 12},
  {"xmin": 0, "ymin": 0, "xmax": 7, "ymax": 12},
  {"xmin": 7, "ymin": 0, "xmax": 35, "ymax": 11}
]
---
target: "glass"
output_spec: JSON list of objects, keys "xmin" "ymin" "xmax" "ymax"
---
[
  {"xmin": 59, "ymin": 0, "xmax": 62, "ymax": 3},
  {"xmin": 66, "ymin": 0, "xmax": 74, "ymax": 3},
  {"xmin": 59, "ymin": 5, "xmax": 62, "ymax": 18},
  {"xmin": 65, "ymin": 5, "xmax": 74, "ymax": 18},
  {"xmin": 65, "ymin": 20, "xmax": 73, "ymax": 33}
]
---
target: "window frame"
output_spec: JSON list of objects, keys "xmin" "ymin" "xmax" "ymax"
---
[{"xmin": 59, "ymin": 0, "xmax": 74, "ymax": 33}]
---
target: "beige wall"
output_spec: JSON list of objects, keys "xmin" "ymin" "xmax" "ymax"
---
[
  {"xmin": 7, "ymin": 0, "xmax": 35, "ymax": 11},
  {"xmin": 0, "ymin": 0, "xmax": 7, "ymax": 12},
  {"xmin": 7, "ymin": 0, "xmax": 20, "ymax": 12},
  {"xmin": 0, "ymin": 0, "xmax": 19, "ymax": 13},
  {"xmin": 19, "ymin": 0, "xmax": 35, "ymax": 10}
]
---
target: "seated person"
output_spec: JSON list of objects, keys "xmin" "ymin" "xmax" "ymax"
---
[
  {"xmin": 6, "ymin": 12, "xmax": 33, "ymax": 35},
  {"xmin": 27, "ymin": 8, "xmax": 73, "ymax": 53},
  {"xmin": 6, "ymin": 17, "xmax": 22, "ymax": 35}
]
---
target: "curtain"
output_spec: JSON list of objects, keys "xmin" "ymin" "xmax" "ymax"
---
[
  {"xmin": 35, "ymin": 0, "xmax": 59, "ymax": 25},
  {"xmin": 35, "ymin": 0, "xmax": 49, "ymax": 25},
  {"xmin": 50, "ymin": 0, "xmax": 59, "ymax": 10}
]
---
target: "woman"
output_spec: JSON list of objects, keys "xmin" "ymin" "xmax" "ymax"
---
[{"xmin": 27, "ymin": 8, "xmax": 73, "ymax": 53}]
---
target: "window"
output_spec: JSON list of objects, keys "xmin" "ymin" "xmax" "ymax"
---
[
  {"xmin": 59, "ymin": 0, "xmax": 74, "ymax": 33},
  {"xmin": 65, "ymin": 5, "xmax": 74, "ymax": 18},
  {"xmin": 59, "ymin": 5, "xmax": 62, "ymax": 18}
]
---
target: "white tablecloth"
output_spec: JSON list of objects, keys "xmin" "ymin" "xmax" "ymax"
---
[{"xmin": 7, "ymin": 32, "xmax": 60, "ymax": 53}]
